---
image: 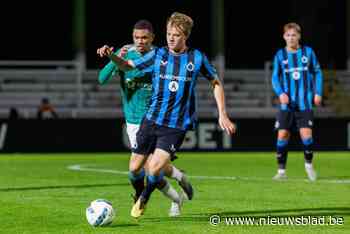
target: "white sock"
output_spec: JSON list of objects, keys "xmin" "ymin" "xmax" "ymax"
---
[
  {"xmin": 171, "ymin": 166, "xmax": 183, "ymax": 182},
  {"xmin": 305, "ymin": 163, "xmax": 313, "ymax": 169},
  {"xmin": 278, "ymin": 169, "xmax": 286, "ymax": 174},
  {"xmin": 160, "ymin": 180, "xmax": 181, "ymax": 204}
]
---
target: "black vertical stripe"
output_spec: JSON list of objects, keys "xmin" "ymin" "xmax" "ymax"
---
[
  {"xmin": 292, "ymin": 53, "xmax": 299, "ymax": 109},
  {"xmin": 150, "ymin": 49, "xmax": 169, "ymax": 121},
  {"xmin": 301, "ymin": 47, "xmax": 309, "ymax": 109},
  {"xmin": 163, "ymin": 55, "xmax": 181, "ymax": 125},
  {"xmin": 282, "ymin": 49, "xmax": 291, "ymax": 99},
  {"xmin": 176, "ymin": 51, "xmax": 194, "ymax": 129}
]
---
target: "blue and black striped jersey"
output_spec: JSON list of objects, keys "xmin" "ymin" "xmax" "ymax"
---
[
  {"xmin": 132, "ymin": 47, "xmax": 219, "ymax": 130},
  {"xmin": 272, "ymin": 46, "xmax": 323, "ymax": 111}
]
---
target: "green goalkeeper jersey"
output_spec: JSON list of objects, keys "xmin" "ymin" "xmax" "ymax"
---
[{"xmin": 98, "ymin": 45, "xmax": 153, "ymax": 124}]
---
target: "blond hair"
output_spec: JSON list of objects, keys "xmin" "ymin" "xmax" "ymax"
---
[
  {"xmin": 167, "ymin": 12, "xmax": 194, "ymax": 37},
  {"xmin": 283, "ymin": 22, "xmax": 301, "ymax": 34}
]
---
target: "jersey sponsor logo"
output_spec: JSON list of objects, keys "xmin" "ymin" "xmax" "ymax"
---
[
  {"xmin": 186, "ymin": 62, "xmax": 195, "ymax": 72},
  {"xmin": 168, "ymin": 81, "xmax": 179, "ymax": 92},
  {"xmin": 301, "ymin": 56, "xmax": 308, "ymax": 63},
  {"xmin": 284, "ymin": 67, "xmax": 308, "ymax": 73},
  {"xmin": 292, "ymin": 71, "xmax": 301, "ymax": 80},
  {"xmin": 159, "ymin": 74, "xmax": 192, "ymax": 82}
]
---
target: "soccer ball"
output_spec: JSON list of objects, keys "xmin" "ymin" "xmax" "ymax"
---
[{"xmin": 86, "ymin": 199, "xmax": 115, "ymax": 227}]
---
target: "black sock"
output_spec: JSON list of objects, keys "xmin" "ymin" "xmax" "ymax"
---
[
  {"xmin": 276, "ymin": 139, "xmax": 288, "ymax": 169},
  {"xmin": 302, "ymin": 138, "xmax": 314, "ymax": 164},
  {"xmin": 128, "ymin": 169, "xmax": 145, "ymax": 199}
]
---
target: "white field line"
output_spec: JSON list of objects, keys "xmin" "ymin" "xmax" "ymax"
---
[{"xmin": 67, "ymin": 164, "xmax": 350, "ymax": 184}]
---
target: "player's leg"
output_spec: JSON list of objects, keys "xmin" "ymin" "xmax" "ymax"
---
[
  {"xmin": 273, "ymin": 111, "xmax": 292, "ymax": 180},
  {"xmin": 145, "ymin": 155, "xmax": 185, "ymax": 217},
  {"xmin": 297, "ymin": 111, "xmax": 316, "ymax": 181},
  {"xmin": 131, "ymin": 123, "xmax": 186, "ymax": 218},
  {"xmin": 129, "ymin": 153, "xmax": 147, "ymax": 202},
  {"xmin": 129, "ymin": 119, "xmax": 156, "ymax": 218},
  {"xmin": 163, "ymin": 161, "xmax": 193, "ymax": 200},
  {"xmin": 126, "ymin": 123, "xmax": 148, "ymax": 202}
]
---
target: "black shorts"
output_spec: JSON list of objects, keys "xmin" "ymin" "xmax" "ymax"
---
[
  {"xmin": 132, "ymin": 118, "xmax": 186, "ymax": 157},
  {"xmin": 275, "ymin": 110, "xmax": 314, "ymax": 131}
]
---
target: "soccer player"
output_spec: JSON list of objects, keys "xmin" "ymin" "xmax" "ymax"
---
[
  {"xmin": 101, "ymin": 12, "xmax": 236, "ymax": 218},
  {"xmin": 97, "ymin": 20, "xmax": 193, "ymax": 217},
  {"xmin": 271, "ymin": 22, "xmax": 323, "ymax": 181}
]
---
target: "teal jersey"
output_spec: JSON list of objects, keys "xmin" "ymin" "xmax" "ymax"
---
[{"xmin": 98, "ymin": 45, "xmax": 153, "ymax": 124}]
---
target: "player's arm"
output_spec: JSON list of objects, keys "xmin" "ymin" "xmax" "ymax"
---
[
  {"xmin": 98, "ymin": 60, "xmax": 118, "ymax": 85},
  {"xmin": 271, "ymin": 54, "xmax": 289, "ymax": 104},
  {"xmin": 210, "ymin": 79, "xmax": 236, "ymax": 135},
  {"xmin": 310, "ymin": 49, "xmax": 323, "ymax": 106},
  {"xmin": 199, "ymin": 52, "xmax": 236, "ymax": 135},
  {"xmin": 97, "ymin": 45, "xmax": 135, "ymax": 71},
  {"xmin": 97, "ymin": 45, "xmax": 132, "ymax": 85}
]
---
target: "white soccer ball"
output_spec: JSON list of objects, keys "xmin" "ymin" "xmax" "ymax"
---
[{"xmin": 86, "ymin": 199, "xmax": 115, "ymax": 227}]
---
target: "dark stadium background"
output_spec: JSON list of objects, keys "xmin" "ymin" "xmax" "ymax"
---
[{"xmin": 0, "ymin": 0, "xmax": 347, "ymax": 69}]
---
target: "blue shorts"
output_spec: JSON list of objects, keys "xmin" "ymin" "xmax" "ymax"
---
[
  {"xmin": 131, "ymin": 118, "xmax": 186, "ymax": 157},
  {"xmin": 275, "ymin": 110, "xmax": 314, "ymax": 131}
]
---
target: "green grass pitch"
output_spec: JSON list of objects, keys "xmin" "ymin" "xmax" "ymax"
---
[{"xmin": 0, "ymin": 152, "xmax": 349, "ymax": 234}]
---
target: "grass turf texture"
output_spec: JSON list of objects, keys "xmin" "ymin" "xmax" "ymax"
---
[{"xmin": 0, "ymin": 152, "xmax": 349, "ymax": 234}]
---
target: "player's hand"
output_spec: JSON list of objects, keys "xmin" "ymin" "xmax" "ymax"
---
[
  {"xmin": 314, "ymin": 94, "xmax": 322, "ymax": 106},
  {"xmin": 118, "ymin": 45, "xmax": 131, "ymax": 58},
  {"xmin": 97, "ymin": 45, "xmax": 114, "ymax": 58},
  {"xmin": 279, "ymin": 93, "xmax": 289, "ymax": 104},
  {"xmin": 218, "ymin": 114, "xmax": 236, "ymax": 135}
]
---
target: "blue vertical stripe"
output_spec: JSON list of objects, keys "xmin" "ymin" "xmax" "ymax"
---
[
  {"xmin": 156, "ymin": 55, "xmax": 175, "ymax": 124},
  {"xmin": 183, "ymin": 50, "xmax": 201, "ymax": 129},
  {"xmin": 169, "ymin": 54, "xmax": 188, "ymax": 128},
  {"xmin": 289, "ymin": 52, "xmax": 297, "ymax": 105},
  {"xmin": 301, "ymin": 47, "xmax": 309, "ymax": 110},
  {"xmin": 295, "ymin": 50, "xmax": 305, "ymax": 110},
  {"xmin": 149, "ymin": 49, "xmax": 169, "ymax": 121},
  {"xmin": 281, "ymin": 49, "xmax": 290, "ymax": 111},
  {"xmin": 146, "ymin": 48, "xmax": 167, "ymax": 120}
]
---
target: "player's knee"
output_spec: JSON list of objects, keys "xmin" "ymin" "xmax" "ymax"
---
[
  {"xmin": 129, "ymin": 155, "xmax": 144, "ymax": 173},
  {"xmin": 147, "ymin": 160, "xmax": 164, "ymax": 175},
  {"xmin": 278, "ymin": 131, "xmax": 290, "ymax": 140}
]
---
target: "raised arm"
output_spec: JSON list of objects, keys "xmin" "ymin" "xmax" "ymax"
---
[{"xmin": 97, "ymin": 45, "xmax": 135, "ymax": 71}]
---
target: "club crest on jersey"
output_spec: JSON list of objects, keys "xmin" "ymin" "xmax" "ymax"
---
[
  {"xmin": 292, "ymin": 71, "xmax": 300, "ymax": 80},
  {"xmin": 301, "ymin": 56, "xmax": 308, "ymax": 63},
  {"xmin": 168, "ymin": 81, "xmax": 179, "ymax": 92},
  {"xmin": 308, "ymin": 120, "xmax": 313, "ymax": 126},
  {"xmin": 186, "ymin": 62, "xmax": 195, "ymax": 71},
  {"xmin": 282, "ymin": 59, "xmax": 288, "ymax": 65}
]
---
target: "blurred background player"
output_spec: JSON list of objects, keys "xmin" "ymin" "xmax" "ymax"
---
[
  {"xmin": 101, "ymin": 12, "xmax": 236, "ymax": 218},
  {"xmin": 37, "ymin": 98, "xmax": 58, "ymax": 119},
  {"xmin": 97, "ymin": 20, "xmax": 192, "ymax": 217},
  {"xmin": 271, "ymin": 22, "xmax": 323, "ymax": 181}
]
